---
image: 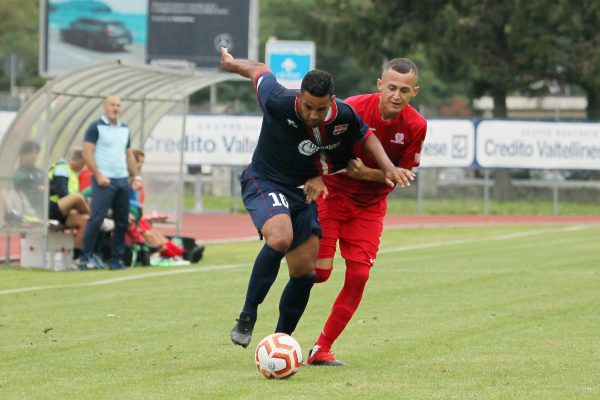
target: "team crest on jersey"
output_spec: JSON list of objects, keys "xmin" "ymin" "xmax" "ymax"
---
[
  {"xmin": 391, "ymin": 132, "xmax": 405, "ymax": 144},
  {"xmin": 287, "ymin": 119, "xmax": 298, "ymax": 128},
  {"xmin": 332, "ymin": 124, "xmax": 348, "ymax": 135}
]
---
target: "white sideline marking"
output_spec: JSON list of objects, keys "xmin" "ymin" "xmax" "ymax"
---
[
  {"xmin": 1, "ymin": 225, "xmax": 593, "ymax": 296},
  {"xmin": 0, "ymin": 263, "xmax": 248, "ymax": 296},
  {"xmin": 379, "ymin": 225, "xmax": 591, "ymax": 254},
  {"xmin": 491, "ymin": 224, "xmax": 588, "ymax": 240}
]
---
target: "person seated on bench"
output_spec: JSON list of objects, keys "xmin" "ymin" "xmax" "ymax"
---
[
  {"xmin": 13, "ymin": 140, "xmax": 45, "ymax": 218},
  {"xmin": 48, "ymin": 146, "xmax": 90, "ymax": 260},
  {"xmin": 127, "ymin": 149, "xmax": 186, "ymax": 262}
]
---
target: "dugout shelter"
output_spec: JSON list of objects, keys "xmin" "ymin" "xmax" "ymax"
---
[{"xmin": 0, "ymin": 60, "xmax": 234, "ymax": 267}]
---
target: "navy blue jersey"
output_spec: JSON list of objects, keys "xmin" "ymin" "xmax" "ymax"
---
[{"xmin": 250, "ymin": 71, "xmax": 371, "ymax": 187}]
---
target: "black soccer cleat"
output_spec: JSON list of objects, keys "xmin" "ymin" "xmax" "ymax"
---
[{"xmin": 230, "ymin": 314, "xmax": 256, "ymax": 348}]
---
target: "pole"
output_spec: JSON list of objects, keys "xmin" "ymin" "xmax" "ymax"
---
[
  {"xmin": 553, "ymin": 180, "xmax": 559, "ymax": 215},
  {"xmin": 210, "ymin": 84, "xmax": 217, "ymax": 112},
  {"xmin": 10, "ymin": 54, "xmax": 16, "ymax": 97},
  {"xmin": 194, "ymin": 174, "xmax": 203, "ymax": 213},
  {"xmin": 42, "ymin": 85, "xmax": 52, "ymax": 268},
  {"xmin": 483, "ymin": 169, "xmax": 490, "ymax": 216},
  {"xmin": 416, "ymin": 169, "xmax": 423, "ymax": 215},
  {"xmin": 139, "ymin": 100, "xmax": 146, "ymax": 148},
  {"xmin": 175, "ymin": 98, "xmax": 189, "ymax": 236}
]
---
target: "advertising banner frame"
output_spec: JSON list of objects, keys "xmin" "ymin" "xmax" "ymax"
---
[
  {"xmin": 39, "ymin": 0, "xmax": 258, "ymax": 77},
  {"xmin": 476, "ymin": 119, "xmax": 600, "ymax": 170}
]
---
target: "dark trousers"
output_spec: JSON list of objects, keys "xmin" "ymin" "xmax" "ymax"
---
[{"xmin": 82, "ymin": 177, "xmax": 130, "ymax": 261}]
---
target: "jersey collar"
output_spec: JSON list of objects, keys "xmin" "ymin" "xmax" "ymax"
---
[{"xmin": 101, "ymin": 115, "xmax": 122, "ymax": 126}]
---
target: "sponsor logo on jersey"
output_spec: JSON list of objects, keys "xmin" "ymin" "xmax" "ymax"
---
[
  {"xmin": 298, "ymin": 139, "xmax": 341, "ymax": 156},
  {"xmin": 333, "ymin": 124, "xmax": 348, "ymax": 135},
  {"xmin": 391, "ymin": 132, "xmax": 405, "ymax": 144},
  {"xmin": 287, "ymin": 119, "xmax": 298, "ymax": 128}
]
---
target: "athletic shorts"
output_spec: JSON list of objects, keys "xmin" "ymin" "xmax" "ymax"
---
[
  {"xmin": 241, "ymin": 164, "xmax": 321, "ymax": 250},
  {"xmin": 137, "ymin": 218, "xmax": 152, "ymax": 233},
  {"xmin": 48, "ymin": 200, "xmax": 67, "ymax": 225},
  {"xmin": 317, "ymin": 191, "xmax": 386, "ymax": 266}
]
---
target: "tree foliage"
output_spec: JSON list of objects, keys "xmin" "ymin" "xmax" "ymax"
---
[
  {"xmin": 286, "ymin": 0, "xmax": 600, "ymax": 119},
  {"xmin": 0, "ymin": 0, "xmax": 598, "ymax": 119},
  {"xmin": 547, "ymin": 0, "xmax": 600, "ymax": 119},
  {"xmin": 0, "ymin": 0, "xmax": 40, "ymax": 87}
]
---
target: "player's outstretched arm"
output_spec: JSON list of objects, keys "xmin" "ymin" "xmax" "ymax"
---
[
  {"xmin": 346, "ymin": 158, "xmax": 383, "ymax": 182},
  {"xmin": 347, "ymin": 158, "xmax": 415, "ymax": 188},
  {"xmin": 361, "ymin": 135, "xmax": 414, "ymax": 187},
  {"xmin": 220, "ymin": 47, "xmax": 268, "ymax": 81}
]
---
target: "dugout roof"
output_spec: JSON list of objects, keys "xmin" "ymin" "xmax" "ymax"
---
[
  {"xmin": 0, "ymin": 60, "xmax": 236, "ymax": 246},
  {"xmin": 0, "ymin": 60, "xmax": 234, "ymax": 174}
]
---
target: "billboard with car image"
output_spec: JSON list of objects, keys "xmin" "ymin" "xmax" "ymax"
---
[{"xmin": 40, "ymin": 0, "xmax": 257, "ymax": 77}]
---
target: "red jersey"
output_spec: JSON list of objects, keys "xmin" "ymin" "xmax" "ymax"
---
[
  {"xmin": 78, "ymin": 167, "xmax": 92, "ymax": 191},
  {"xmin": 323, "ymin": 93, "xmax": 427, "ymax": 206}
]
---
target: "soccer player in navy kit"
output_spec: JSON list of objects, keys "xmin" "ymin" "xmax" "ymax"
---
[{"xmin": 220, "ymin": 48, "xmax": 414, "ymax": 348}]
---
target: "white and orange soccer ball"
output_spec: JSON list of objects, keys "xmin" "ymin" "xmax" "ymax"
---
[{"xmin": 254, "ymin": 333, "xmax": 303, "ymax": 379}]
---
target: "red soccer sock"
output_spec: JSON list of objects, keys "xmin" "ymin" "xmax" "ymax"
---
[
  {"xmin": 315, "ymin": 260, "xmax": 370, "ymax": 352},
  {"xmin": 160, "ymin": 241, "xmax": 184, "ymax": 258},
  {"xmin": 166, "ymin": 240, "xmax": 184, "ymax": 256},
  {"xmin": 160, "ymin": 243, "xmax": 176, "ymax": 258}
]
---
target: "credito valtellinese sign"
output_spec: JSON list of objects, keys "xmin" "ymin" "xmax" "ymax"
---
[{"xmin": 476, "ymin": 120, "xmax": 600, "ymax": 170}]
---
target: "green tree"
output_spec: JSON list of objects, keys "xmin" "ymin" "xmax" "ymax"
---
[
  {"xmin": 259, "ymin": 0, "xmax": 380, "ymax": 98},
  {"xmin": 0, "ymin": 0, "xmax": 40, "ymax": 88},
  {"xmin": 265, "ymin": 0, "xmax": 461, "ymax": 111},
  {"xmin": 549, "ymin": 0, "xmax": 600, "ymax": 120}
]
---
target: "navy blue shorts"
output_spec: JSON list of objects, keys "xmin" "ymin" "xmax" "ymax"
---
[
  {"xmin": 48, "ymin": 200, "xmax": 67, "ymax": 225},
  {"xmin": 241, "ymin": 164, "xmax": 321, "ymax": 250}
]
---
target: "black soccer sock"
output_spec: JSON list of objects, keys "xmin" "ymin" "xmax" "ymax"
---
[
  {"xmin": 275, "ymin": 273, "xmax": 316, "ymax": 334},
  {"xmin": 241, "ymin": 244, "xmax": 285, "ymax": 319}
]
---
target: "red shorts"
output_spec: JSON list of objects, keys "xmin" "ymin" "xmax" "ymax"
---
[
  {"xmin": 317, "ymin": 192, "xmax": 386, "ymax": 266},
  {"xmin": 137, "ymin": 218, "xmax": 152, "ymax": 233}
]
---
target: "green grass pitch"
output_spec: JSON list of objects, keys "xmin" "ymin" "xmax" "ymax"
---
[{"xmin": 1, "ymin": 224, "xmax": 599, "ymax": 399}]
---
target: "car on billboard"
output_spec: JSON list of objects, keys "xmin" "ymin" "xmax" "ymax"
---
[
  {"xmin": 49, "ymin": 0, "xmax": 112, "ymax": 15},
  {"xmin": 59, "ymin": 18, "xmax": 133, "ymax": 51}
]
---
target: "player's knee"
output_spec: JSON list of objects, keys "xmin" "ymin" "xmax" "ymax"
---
[
  {"xmin": 315, "ymin": 267, "xmax": 332, "ymax": 283},
  {"xmin": 73, "ymin": 193, "xmax": 85, "ymax": 202},
  {"xmin": 346, "ymin": 260, "xmax": 371, "ymax": 287},
  {"xmin": 265, "ymin": 233, "xmax": 292, "ymax": 253},
  {"xmin": 288, "ymin": 269, "xmax": 316, "ymax": 282}
]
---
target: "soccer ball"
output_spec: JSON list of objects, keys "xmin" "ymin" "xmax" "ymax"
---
[{"xmin": 254, "ymin": 333, "xmax": 303, "ymax": 379}]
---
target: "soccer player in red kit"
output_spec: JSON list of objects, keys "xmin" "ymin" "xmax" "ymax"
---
[{"xmin": 307, "ymin": 58, "xmax": 427, "ymax": 366}]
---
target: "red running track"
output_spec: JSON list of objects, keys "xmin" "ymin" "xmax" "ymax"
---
[{"xmin": 2, "ymin": 213, "xmax": 600, "ymax": 260}]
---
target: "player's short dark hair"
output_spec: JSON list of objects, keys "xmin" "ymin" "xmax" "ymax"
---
[
  {"xmin": 384, "ymin": 58, "xmax": 419, "ymax": 79},
  {"xmin": 301, "ymin": 70, "xmax": 334, "ymax": 97},
  {"xmin": 19, "ymin": 140, "xmax": 40, "ymax": 156}
]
